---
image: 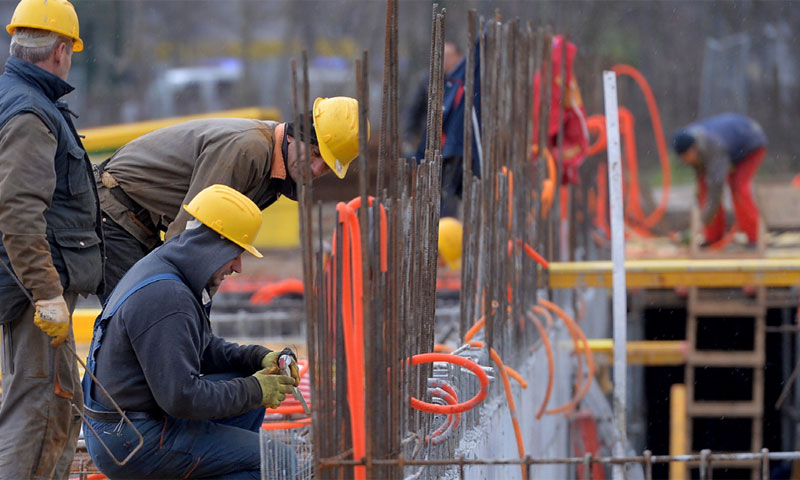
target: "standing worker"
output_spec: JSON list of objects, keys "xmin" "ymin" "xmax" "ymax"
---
[
  {"xmin": 96, "ymin": 96, "xmax": 366, "ymax": 302},
  {"xmin": 409, "ymin": 41, "xmax": 481, "ymax": 218},
  {"xmin": 672, "ymin": 113, "xmax": 767, "ymax": 246},
  {"xmin": 84, "ymin": 185, "xmax": 300, "ymax": 478},
  {"xmin": 0, "ymin": 0, "xmax": 104, "ymax": 477}
]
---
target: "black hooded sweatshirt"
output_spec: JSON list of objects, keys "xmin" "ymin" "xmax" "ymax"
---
[{"xmin": 92, "ymin": 224, "xmax": 268, "ymax": 419}]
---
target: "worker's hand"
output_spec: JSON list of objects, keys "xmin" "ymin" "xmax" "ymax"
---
[
  {"xmin": 33, "ymin": 295, "xmax": 70, "ymax": 346},
  {"xmin": 261, "ymin": 348, "xmax": 300, "ymax": 385},
  {"xmin": 252, "ymin": 370, "xmax": 295, "ymax": 408}
]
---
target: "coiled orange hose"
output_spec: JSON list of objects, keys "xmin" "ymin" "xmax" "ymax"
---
[{"xmin": 408, "ymin": 353, "xmax": 490, "ymax": 415}]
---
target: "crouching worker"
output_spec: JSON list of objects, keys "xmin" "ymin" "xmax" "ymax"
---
[{"xmin": 83, "ymin": 184, "xmax": 300, "ymax": 479}]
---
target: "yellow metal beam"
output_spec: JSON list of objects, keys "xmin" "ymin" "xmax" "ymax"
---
[
  {"xmin": 573, "ymin": 339, "xmax": 686, "ymax": 366},
  {"xmin": 79, "ymin": 107, "xmax": 281, "ymax": 155},
  {"xmin": 548, "ymin": 258, "xmax": 800, "ymax": 289}
]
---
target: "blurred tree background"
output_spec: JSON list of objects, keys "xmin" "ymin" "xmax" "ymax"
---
[{"xmin": 0, "ymin": 0, "xmax": 797, "ymax": 176}]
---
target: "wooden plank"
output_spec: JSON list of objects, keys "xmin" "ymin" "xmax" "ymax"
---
[
  {"xmin": 686, "ymin": 401, "xmax": 762, "ymax": 417},
  {"xmin": 687, "ymin": 351, "xmax": 763, "ymax": 367}
]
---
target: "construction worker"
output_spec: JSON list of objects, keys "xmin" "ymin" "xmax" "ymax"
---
[
  {"xmin": 83, "ymin": 185, "xmax": 300, "ymax": 478},
  {"xmin": 403, "ymin": 41, "xmax": 464, "ymax": 155},
  {"xmin": 672, "ymin": 113, "xmax": 767, "ymax": 246},
  {"xmin": 97, "ymin": 96, "xmax": 365, "ymax": 302},
  {"xmin": 0, "ymin": 1, "xmax": 103, "ymax": 477},
  {"xmin": 410, "ymin": 41, "xmax": 481, "ymax": 218},
  {"xmin": 438, "ymin": 217, "xmax": 463, "ymax": 271}
]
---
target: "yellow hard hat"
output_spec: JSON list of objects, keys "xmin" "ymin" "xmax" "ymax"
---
[
  {"xmin": 6, "ymin": 0, "xmax": 83, "ymax": 52},
  {"xmin": 438, "ymin": 217, "xmax": 463, "ymax": 271},
  {"xmin": 313, "ymin": 96, "xmax": 369, "ymax": 179},
  {"xmin": 183, "ymin": 184, "xmax": 263, "ymax": 258}
]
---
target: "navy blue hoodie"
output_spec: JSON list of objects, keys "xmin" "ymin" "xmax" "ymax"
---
[{"xmin": 91, "ymin": 224, "xmax": 268, "ymax": 419}]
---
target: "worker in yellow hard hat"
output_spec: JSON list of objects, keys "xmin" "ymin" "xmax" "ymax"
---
[
  {"xmin": 0, "ymin": 0, "xmax": 102, "ymax": 476},
  {"xmin": 83, "ymin": 185, "xmax": 300, "ymax": 478},
  {"xmin": 438, "ymin": 217, "xmax": 463, "ymax": 271},
  {"xmin": 95, "ymin": 96, "xmax": 369, "ymax": 303}
]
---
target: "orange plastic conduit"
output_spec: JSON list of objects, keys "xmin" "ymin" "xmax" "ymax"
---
[
  {"xmin": 540, "ymin": 298, "xmax": 595, "ymax": 414},
  {"xmin": 464, "ymin": 316, "xmax": 486, "ymax": 343},
  {"xmin": 408, "ymin": 353, "xmax": 490, "ymax": 414},
  {"xmin": 532, "ymin": 305, "xmax": 554, "ymax": 329},
  {"xmin": 611, "ymin": 64, "xmax": 671, "ymax": 230},
  {"xmin": 506, "ymin": 239, "xmax": 550, "ymax": 270},
  {"xmin": 527, "ymin": 311, "xmax": 554, "ymax": 419},
  {"xmin": 262, "ymin": 418, "xmax": 313, "ymax": 431},
  {"xmin": 434, "ymin": 344, "xmax": 455, "ymax": 353},
  {"xmin": 539, "ymin": 299, "xmax": 584, "ymax": 415},
  {"xmin": 346, "ymin": 196, "xmax": 389, "ymax": 272},
  {"xmin": 334, "ymin": 202, "xmax": 366, "ymax": 480},
  {"xmin": 468, "ymin": 340, "xmax": 527, "ymax": 480},
  {"xmin": 249, "ymin": 278, "xmax": 305, "ymax": 305}
]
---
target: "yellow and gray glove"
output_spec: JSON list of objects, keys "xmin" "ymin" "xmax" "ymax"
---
[
  {"xmin": 261, "ymin": 348, "xmax": 300, "ymax": 385},
  {"xmin": 252, "ymin": 370, "xmax": 296, "ymax": 408},
  {"xmin": 33, "ymin": 295, "xmax": 70, "ymax": 346}
]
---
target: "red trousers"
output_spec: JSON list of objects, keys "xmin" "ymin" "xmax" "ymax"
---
[{"xmin": 697, "ymin": 147, "xmax": 765, "ymax": 244}]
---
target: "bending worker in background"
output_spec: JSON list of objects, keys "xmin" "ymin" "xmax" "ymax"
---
[
  {"xmin": 0, "ymin": 1, "xmax": 104, "ymax": 477},
  {"xmin": 84, "ymin": 185, "xmax": 300, "ymax": 479},
  {"xmin": 672, "ymin": 113, "xmax": 767, "ymax": 246},
  {"xmin": 96, "ymin": 96, "xmax": 366, "ymax": 302}
]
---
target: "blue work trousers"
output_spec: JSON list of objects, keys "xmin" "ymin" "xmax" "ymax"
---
[{"xmin": 85, "ymin": 374, "xmax": 297, "ymax": 479}]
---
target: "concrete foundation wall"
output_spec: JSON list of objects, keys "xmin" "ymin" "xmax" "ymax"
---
[{"xmin": 446, "ymin": 326, "xmax": 575, "ymax": 479}]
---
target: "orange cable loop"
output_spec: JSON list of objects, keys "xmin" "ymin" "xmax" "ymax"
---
[{"xmin": 408, "ymin": 353, "xmax": 490, "ymax": 415}]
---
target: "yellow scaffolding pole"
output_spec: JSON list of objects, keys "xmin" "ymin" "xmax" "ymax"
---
[
  {"xmin": 670, "ymin": 384, "xmax": 688, "ymax": 480},
  {"xmin": 79, "ymin": 106, "xmax": 281, "ymax": 155},
  {"xmin": 571, "ymin": 339, "xmax": 686, "ymax": 366},
  {"xmin": 548, "ymin": 258, "xmax": 800, "ymax": 289}
]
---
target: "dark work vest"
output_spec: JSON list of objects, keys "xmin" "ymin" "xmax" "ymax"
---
[{"xmin": 0, "ymin": 56, "xmax": 104, "ymax": 323}]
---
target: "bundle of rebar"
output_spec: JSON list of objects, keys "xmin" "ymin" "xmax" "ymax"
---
[{"xmin": 290, "ymin": 3, "xmax": 579, "ymax": 479}]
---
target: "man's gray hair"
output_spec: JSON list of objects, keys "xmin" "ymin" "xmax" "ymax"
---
[{"xmin": 9, "ymin": 27, "xmax": 71, "ymax": 63}]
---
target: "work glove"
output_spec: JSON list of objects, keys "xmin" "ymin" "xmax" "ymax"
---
[
  {"xmin": 252, "ymin": 370, "xmax": 296, "ymax": 408},
  {"xmin": 261, "ymin": 348, "xmax": 300, "ymax": 385},
  {"xmin": 33, "ymin": 295, "xmax": 70, "ymax": 346}
]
